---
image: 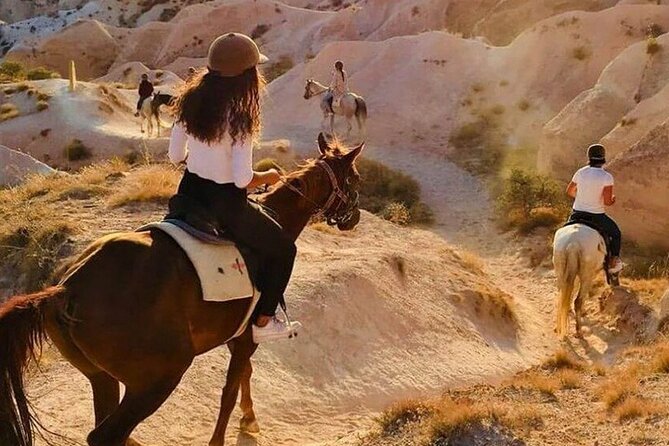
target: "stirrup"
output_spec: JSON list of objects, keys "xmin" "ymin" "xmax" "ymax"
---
[{"xmin": 280, "ymin": 305, "xmax": 298, "ymax": 339}]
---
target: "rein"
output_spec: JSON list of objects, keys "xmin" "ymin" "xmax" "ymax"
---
[
  {"xmin": 279, "ymin": 160, "xmax": 356, "ymax": 225},
  {"xmin": 307, "ymin": 82, "xmax": 329, "ymax": 98}
]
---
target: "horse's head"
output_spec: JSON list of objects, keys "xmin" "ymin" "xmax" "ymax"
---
[
  {"xmin": 304, "ymin": 79, "xmax": 314, "ymax": 100},
  {"xmin": 313, "ymin": 132, "xmax": 364, "ymax": 231}
]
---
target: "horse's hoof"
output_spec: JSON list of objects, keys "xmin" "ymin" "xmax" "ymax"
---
[{"xmin": 240, "ymin": 417, "xmax": 260, "ymax": 434}]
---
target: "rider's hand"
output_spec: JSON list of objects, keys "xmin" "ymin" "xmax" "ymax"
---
[{"xmin": 263, "ymin": 169, "xmax": 282, "ymax": 186}]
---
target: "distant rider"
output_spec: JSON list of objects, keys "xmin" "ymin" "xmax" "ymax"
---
[
  {"xmin": 168, "ymin": 33, "xmax": 301, "ymax": 343},
  {"xmin": 135, "ymin": 73, "xmax": 154, "ymax": 117},
  {"xmin": 328, "ymin": 60, "xmax": 348, "ymax": 112},
  {"xmin": 566, "ymin": 144, "xmax": 624, "ymax": 274}
]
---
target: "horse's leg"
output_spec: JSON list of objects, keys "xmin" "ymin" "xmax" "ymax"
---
[
  {"xmin": 44, "ymin": 311, "xmax": 121, "ymax": 428},
  {"xmin": 554, "ymin": 254, "xmax": 577, "ymax": 339},
  {"xmin": 574, "ymin": 272, "xmax": 595, "ymax": 337},
  {"xmin": 329, "ymin": 113, "xmax": 335, "ymax": 138},
  {"xmin": 87, "ymin": 374, "xmax": 183, "ymax": 446},
  {"xmin": 140, "ymin": 117, "xmax": 145, "ymax": 134},
  {"xmin": 356, "ymin": 112, "xmax": 366, "ymax": 140},
  {"xmin": 345, "ymin": 114, "xmax": 353, "ymax": 139},
  {"xmin": 239, "ymin": 360, "xmax": 259, "ymax": 434},
  {"xmin": 210, "ymin": 335, "xmax": 258, "ymax": 446}
]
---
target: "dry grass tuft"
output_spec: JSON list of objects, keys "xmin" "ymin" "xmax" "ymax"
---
[
  {"xmin": 427, "ymin": 398, "xmax": 501, "ymax": 442},
  {"xmin": 651, "ymin": 344, "xmax": 669, "ymax": 374},
  {"xmin": 556, "ymin": 369, "xmax": 582, "ymax": 389},
  {"xmin": 542, "ymin": 349, "xmax": 586, "ymax": 371},
  {"xmin": 597, "ymin": 370, "xmax": 639, "ymax": 409},
  {"xmin": 509, "ymin": 372, "xmax": 558, "ymax": 397},
  {"xmin": 377, "ymin": 399, "xmax": 434, "ymax": 435},
  {"xmin": 502, "ymin": 404, "xmax": 544, "ymax": 432},
  {"xmin": 614, "ymin": 396, "xmax": 663, "ymax": 422},
  {"xmin": 0, "ymin": 190, "xmax": 79, "ymax": 291},
  {"xmin": 0, "ymin": 102, "xmax": 20, "ymax": 121},
  {"xmin": 107, "ymin": 165, "xmax": 180, "ymax": 207}
]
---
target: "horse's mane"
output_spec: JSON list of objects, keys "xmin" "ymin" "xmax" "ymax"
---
[{"xmin": 260, "ymin": 139, "xmax": 352, "ymax": 205}]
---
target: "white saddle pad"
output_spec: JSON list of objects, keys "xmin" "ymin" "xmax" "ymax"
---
[{"xmin": 141, "ymin": 221, "xmax": 256, "ymax": 302}]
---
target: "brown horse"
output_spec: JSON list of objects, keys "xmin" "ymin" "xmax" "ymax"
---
[{"xmin": 0, "ymin": 134, "xmax": 364, "ymax": 446}]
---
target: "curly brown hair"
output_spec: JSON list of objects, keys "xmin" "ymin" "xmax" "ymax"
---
[{"xmin": 172, "ymin": 67, "xmax": 264, "ymax": 144}]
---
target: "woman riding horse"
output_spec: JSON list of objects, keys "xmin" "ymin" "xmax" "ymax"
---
[{"xmin": 169, "ymin": 33, "xmax": 300, "ymax": 343}]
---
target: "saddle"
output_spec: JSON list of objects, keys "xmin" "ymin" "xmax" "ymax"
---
[{"xmin": 563, "ymin": 215, "xmax": 619, "ymax": 285}]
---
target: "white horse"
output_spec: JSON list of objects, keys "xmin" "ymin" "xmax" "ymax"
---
[
  {"xmin": 553, "ymin": 224, "xmax": 618, "ymax": 338},
  {"xmin": 139, "ymin": 93, "xmax": 173, "ymax": 137},
  {"xmin": 304, "ymin": 79, "xmax": 367, "ymax": 140}
]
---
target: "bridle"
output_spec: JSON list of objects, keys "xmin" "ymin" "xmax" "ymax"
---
[
  {"xmin": 280, "ymin": 159, "xmax": 359, "ymax": 226},
  {"xmin": 305, "ymin": 80, "xmax": 329, "ymax": 99}
]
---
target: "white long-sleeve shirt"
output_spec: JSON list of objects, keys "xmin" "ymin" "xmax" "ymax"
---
[{"xmin": 168, "ymin": 122, "xmax": 254, "ymax": 188}]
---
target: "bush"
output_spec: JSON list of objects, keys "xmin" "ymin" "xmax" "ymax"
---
[
  {"xmin": 64, "ymin": 139, "xmax": 93, "ymax": 161},
  {"xmin": 383, "ymin": 202, "xmax": 411, "ymax": 225},
  {"xmin": 572, "ymin": 46, "xmax": 590, "ymax": 61},
  {"xmin": 36, "ymin": 100, "xmax": 49, "ymax": 111},
  {"xmin": 354, "ymin": 158, "xmax": 434, "ymax": 225},
  {"xmin": 264, "ymin": 55, "xmax": 294, "ymax": 82},
  {"xmin": 647, "ymin": 37, "xmax": 661, "ymax": 55},
  {"xmin": 448, "ymin": 115, "xmax": 508, "ymax": 175},
  {"xmin": 26, "ymin": 66, "xmax": 60, "ymax": 80},
  {"xmin": 0, "ymin": 102, "xmax": 20, "ymax": 121},
  {"xmin": 36, "ymin": 92, "xmax": 51, "ymax": 102},
  {"xmin": 0, "ymin": 61, "xmax": 25, "ymax": 83},
  {"xmin": 496, "ymin": 169, "xmax": 570, "ymax": 233},
  {"xmin": 254, "ymin": 158, "xmax": 285, "ymax": 173},
  {"xmin": 251, "ymin": 24, "xmax": 271, "ymax": 40}
]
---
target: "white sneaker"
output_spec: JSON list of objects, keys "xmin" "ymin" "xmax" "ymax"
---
[
  {"xmin": 252, "ymin": 317, "xmax": 302, "ymax": 344},
  {"xmin": 608, "ymin": 258, "xmax": 624, "ymax": 274}
]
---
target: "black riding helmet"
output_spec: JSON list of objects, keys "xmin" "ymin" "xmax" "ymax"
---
[{"xmin": 588, "ymin": 144, "xmax": 606, "ymax": 164}]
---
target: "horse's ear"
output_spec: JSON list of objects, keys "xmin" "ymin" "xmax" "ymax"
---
[
  {"xmin": 344, "ymin": 142, "xmax": 364, "ymax": 164},
  {"xmin": 317, "ymin": 132, "xmax": 330, "ymax": 156}
]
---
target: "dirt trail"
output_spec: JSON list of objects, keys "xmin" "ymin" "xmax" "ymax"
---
[
  {"xmin": 366, "ymin": 144, "xmax": 634, "ymax": 373},
  {"xmin": 27, "ymin": 140, "xmax": 630, "ymax": 446}
]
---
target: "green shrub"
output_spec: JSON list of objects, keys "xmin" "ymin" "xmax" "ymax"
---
[
  {"xmin": 36, "ymin": 92, "xmax": 51, "ymax": 102},
  {"xmin": 0, "ymin": 61, "xmax": 25, "ymax": 83},
  {"xmin": 496, "ymin": 169, "xmax": 570, "ymax": 233},
  {"xmin": 448, "ymin": 116, "xmax": 508, "ymax": 175},
  {"xmin": 64, "ymin": 139, "xmax": 93, "ymax": 161},
  {"xmin": 647, "ymin": 37, "xmax": 661, "ymax": 55},
  {"xmin": 518, "ymin": 100, "xmax": 530, "ymax": 111},
  {"xmin": 26, "ymin": 66, "xmax": 60, "ymax": 80},
  {"xmin": 264, "ymin": 55, "xmax": 294, "ymax": 82},
  {"xmin": 572, "ymin": 46, "xmax": 590, "ymax": 61},
  {"xmin": 254, "ymin": 158, "xmax": 285, "ymax": 173},
  {"xmin": 36, "ymin": 100, "xmax": 49, "ymax": 111},
  {"xmin": 16, "ymin": 83, "xmax": 29, "ymax": 92},
  {"xmin": 356, "ymin": 158, "xmax": 433, "ymax": 225}
]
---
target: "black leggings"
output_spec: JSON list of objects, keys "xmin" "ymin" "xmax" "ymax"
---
[
  {"xmin": 569, "ymin": 210, "xmax": 622, "ymax": 257},
  {"xmin": 137, "ymin": 95, "xmax": 150, "ymax": 111},
  {"xmin": 177, "ymin": 171, "xmax": 297, "ymax": 316}
]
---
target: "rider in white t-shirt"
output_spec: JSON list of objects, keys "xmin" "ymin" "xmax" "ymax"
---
[{"xmin": 566, "ymin": 144, "xmax": 623, "ymax": 274}]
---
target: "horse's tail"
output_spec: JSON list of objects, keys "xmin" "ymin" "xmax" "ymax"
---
[
  {"xmin": 554, "ymin": 243, "xmax": 580, "ymax": 338},
  {"xmin": 0, "ymin": 286, "xmax": 65, "ymax": 446},
  {"xmin": 355, "ymin": 97, "xmax": 367, "ymax": 122}
]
